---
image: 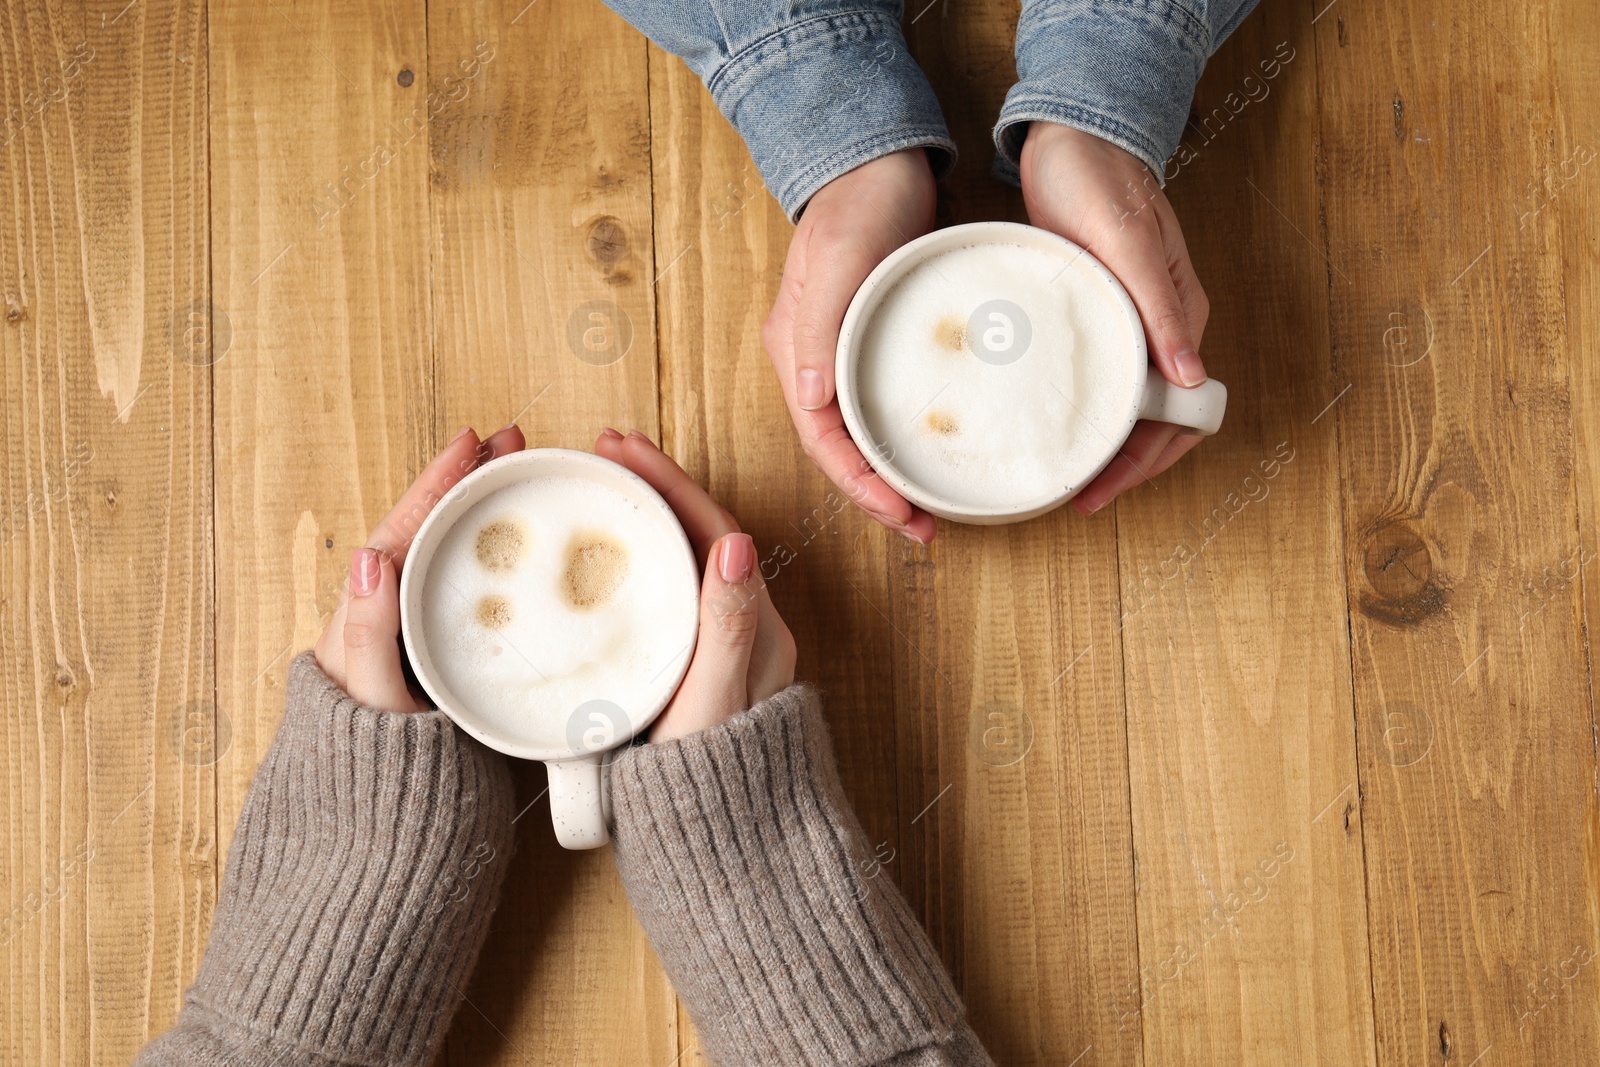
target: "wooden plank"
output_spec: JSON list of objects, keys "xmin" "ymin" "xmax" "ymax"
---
[
  {"xmin": 2, "ymin": 2, "xmax": 1590, "ymax": 1065},
  {"xmin": 427, "ymin": 1, "xmax": 676, "ymax": 1062},
  {"xmin": 904, "ymin": 0, "xmax": 1024, "ymax": 224},
  {"xmin": 1100, "ymin": 7, "xmax": 1379, "ymax": 1064},
  {"xmin": 208, "ymin": 0, "xmax": 434, "ymax": 974},
  {"xmin": 890, "ymin": 517, "xmax": 1141, "ymax": 1067},
  {"xmin": 890, "ymin": 24, "xmax": 1148, "ymax": 1067},
  {"xmin": 644, "ymin": 31, "xmax": 923, "ymax": 1064},
  {"xmin": 1316, "ymin": 0, "xmax": 1600, "ymax": 1062},
  {"xmin": 645, "ymin": 13, "xmax": 1143, "ymax": 1067},
  {"xmin": 1550, "ymin": 13, "xmax": 1600, "ymax": 1066},
  {"xmin": 0, "ymin": 0, "xmax": 212, "ymax": 1060}
]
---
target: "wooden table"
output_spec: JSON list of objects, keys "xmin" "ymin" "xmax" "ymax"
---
[{"xmin": 3, "ymin": 0, "xmax": 1596, "ymax": 1063}]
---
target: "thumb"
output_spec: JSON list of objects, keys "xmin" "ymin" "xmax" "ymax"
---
[
  {"xmin": 1110, "ymin": 227, "xmax": 1207, "ymax": 388},
  {"xmin": 653, "ymin": 533, "xmax": 759, "ymax": 741},
  {"xmin": 791, "ymin": 235, "xmax": 877, "ymax": 411},
  {"xmin": 342, "ymin": 548, "xmax": 419, "ymax": 712}
]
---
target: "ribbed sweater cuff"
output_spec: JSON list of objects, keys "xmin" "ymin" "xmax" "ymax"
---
[
  {"xmin": 609, "ymin": 685, "xmax": 967, "ymax": 1066},
  {"xmin": 137, "ymin": 652, "xmax": 517, "ymax": 1067}
]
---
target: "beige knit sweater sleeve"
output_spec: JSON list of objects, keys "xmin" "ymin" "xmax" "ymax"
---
[
  {"xmin": 609, "ymin": 685, "xmax": 994, "ymax": 1067},
  {"xmin": 137, "ymin": 656, "xmax": 991, "ymax": 1067},
  {"xmin": 135, "ymin": 652, "xmax": 519, "ymax": 1066}
]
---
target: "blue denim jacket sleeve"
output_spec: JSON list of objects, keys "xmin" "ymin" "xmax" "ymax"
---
[
  {"xmin": 598, "ymin": 0, "xmax": 956, "ymax": 221},
  {"xmin": 994, "ymin": 0, "xmax": 1262, "ymax": 184}
]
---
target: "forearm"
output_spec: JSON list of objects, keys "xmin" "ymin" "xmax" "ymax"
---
[
  {"xmin": 599, "ymin": 0, "xmax": 955, "ymax": 219},
  {"xmin": 609, "ymin": 685, "xmax": 993, "ymax": 1066},
  {"xmin": 136, "ymin": 652, "xmax": 517, "ymax": 1067},
  {"xmin": 995, "ymin": 0, "xmax": 1263, "ymax": 182}
]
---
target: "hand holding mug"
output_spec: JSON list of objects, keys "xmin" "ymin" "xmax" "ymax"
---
[
  {"xmin": 391, "ymin": 427, "xmax": 795, "ymax": 848},
  {"xmin": 833, "ymin": 221, "xmax": 1225, "ymax": 524},
  {"xmin": 1020, "ymin": 121, "xmax": 1212, "ymax": 513},
  {"xmin": 762, "ymin": 148, "xmax": 940, "ymax": 544},
  {"xmin": 594, "ymin": 429, "xmax": 796, "ymax": 742},
  {"xmin": 314, "ymin": 424, "xmax": 527, "ymax": 710}
]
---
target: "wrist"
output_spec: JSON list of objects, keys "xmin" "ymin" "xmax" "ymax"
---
[
  {"xmin": 810, "ymin": 146, "xmax": 935, "ymax": 215},
  {"xmin": 1019, "ymin": 121, "xmax": 1159, "ymax": 215},
  {"xmin": 649, "ymin": 705, "xmax": 735, "ymax": 744},
  {"xmin": 1022, "ymin": 120, "xmax": 1141, "ymax": 168},
  {"xmin": 1023, "ymin": 119, "xmax": 1091, "ymax": 150}
]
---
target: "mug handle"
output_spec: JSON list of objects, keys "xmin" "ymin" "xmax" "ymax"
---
[
  {"xmin": 1136, "ymin": 367, "xmax": 1228, "ymax": 436},
  {"xmin": 545, "ymin": 753, "xmax": 611, "ymax": 850}
]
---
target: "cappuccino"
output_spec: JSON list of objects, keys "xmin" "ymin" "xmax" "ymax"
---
[
  {"xmin": 853, "ymin": 240, "xmax": 1144, "ymax": 511},
  {"xmin": 418, "ymin": 473, "xmax": 698, "ymax": 751}
]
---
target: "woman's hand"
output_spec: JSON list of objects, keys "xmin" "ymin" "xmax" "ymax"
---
[
  {"xmin": 1020, "ymin": 121, "xmax": 1212, "ymax": 513},
  {"xmin": 596, "ymin": 429, "xmax": 797, "ymax": 743},
  {"xmin": 314, "ymin": 424, "xmax": 527, "ymax": 711},
  {"xmin": 762, "ymin": 149, "xmax": 939, "ymax": 544}
]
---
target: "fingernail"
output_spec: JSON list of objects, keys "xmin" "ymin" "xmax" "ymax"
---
[
  {"xmin": 1174, "ymin": 348, "xmax": 1207, "ymax": 388},
  {"xmin": 900, "ymin": 529, "xmax": 925, "ymax": 545},
  {"xmin": 718, "ymin": 534, "xmax": 755, "ymax": 584},
  {"xmin": 627, "ymin": 430, "xmax": 652, "ymax": 444},
  {"xmin": 797, "ymin": 368, "xmax": 827, "ymax": 410},
  {"xmin": 450, "ymin": 426, "xmax": 473, "ymax": 443},
  {"xmin": 352, "ymin": 548, "xmax": 380, "ymax": 596},
  {"xmin": 600, "ymin": 427, "xmax": 624, "ymax": 440},
  {"xmin": 497, "ymin": 421, "xmax": 516, "ymax": 432},
  {"xmin": 869, "ymin": 510, "xmax": 908, "ymax": 530}
]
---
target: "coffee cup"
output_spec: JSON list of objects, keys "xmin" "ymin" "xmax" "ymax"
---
[
  {"xmin": 399, "ymin": 448, "xmax": 699, "ymax": 849},
  {"xmin": 835, "ymin": 221, "xmax": 1227, "ymax": 524}
]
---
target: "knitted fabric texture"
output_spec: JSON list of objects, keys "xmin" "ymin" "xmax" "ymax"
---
[
  {"xmin": 609, "ymin": 684, "xmax": 993, "ymax": 1067},
  {"xmin": 135, "ymin": 652, "xmax": 517, "ymax": 1066}
]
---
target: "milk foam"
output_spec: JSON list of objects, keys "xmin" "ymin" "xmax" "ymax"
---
[
  {"xmin": 855, "ymin": 242, "xmax": 1143, "ymax": 509},
  {"xmin": 420, "ymin": 474, "xmax": 697, "ymax": 751}
]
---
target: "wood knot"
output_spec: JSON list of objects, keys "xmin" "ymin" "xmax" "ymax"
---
[
  {"xmin": 1364, "ymin": 523, "xmax": 1430, "ymax": 598},
  {"xmin": 4, "ymin": 295, "xmax": 24, "ymax": 324},
  {"xmin": 586, "ymin": 216, "xmax": 627, "ymax": 266},
  {"xmin": 1360, "ymin": 521, "xmax": 1447, "ymax": 626}
]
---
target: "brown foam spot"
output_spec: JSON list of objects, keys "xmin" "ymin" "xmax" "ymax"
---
[
  {"xmin": 475, "ymin": 518, "xmax": 527, "ymax": 572},
  {"xmin": 925, "ymin": 411, "xmax": 959, "ymax": 436},
  {"xmin": 935, "ymin": 315, "xmax": 968, "ymax": 352},
  {"xmin": 476, "ymin": 594, "xmax": 513, "ymax": 629},
  {"xmin": 563, "ymin": 532, "xmax": 627, "ymax": 609}
]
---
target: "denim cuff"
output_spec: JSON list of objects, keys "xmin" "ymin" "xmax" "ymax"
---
[
  {"xmin": 992, "ymin": 0, "xmax": 1212, "ymax": 187},
  {"xmin": 709, "ymin": 10, "xmax": 957, "ymax": 220}
]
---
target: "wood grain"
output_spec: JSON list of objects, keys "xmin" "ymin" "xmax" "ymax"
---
[
  {"xmin": 905, "ymin": 9, "xmax": 1145, "ymax": 1064},
  {"xmin": 4, "ymin": 0, "xmax": 1600, "ymax": 1063},
  {"xmin": 1551, "ymin": 7, "xmax": 1600, "ymax": 1066},
  {"xmin": 207, "ymin": 0, "xmax": 435, "ymax": 984},
  {"xmin": 645, "ymin": 35, "xmax": 907, "ymax": 1065},
  {"xmin": 426, "ymin": 0, "xmax": 676, "ymax": 1062},
  {"xmin": 1109, "ymin": 8, "xmax": 1379, "ymax": 1064},
  {"xmin": 1316, "ymin": 1, "xmax": 1600, "ymax": 1063},
  {"xmin": 0, "ymin": 0, "xmax": 212, "ymax": 1060}
]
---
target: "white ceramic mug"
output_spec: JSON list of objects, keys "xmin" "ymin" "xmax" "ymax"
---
[
  {"xmin": 399, "ymin": 449, "xmax": 699, "ymax": 849},
  {"xmin": 835, "ymin": 221, "xmax": 1228, "ymax": 524}
]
